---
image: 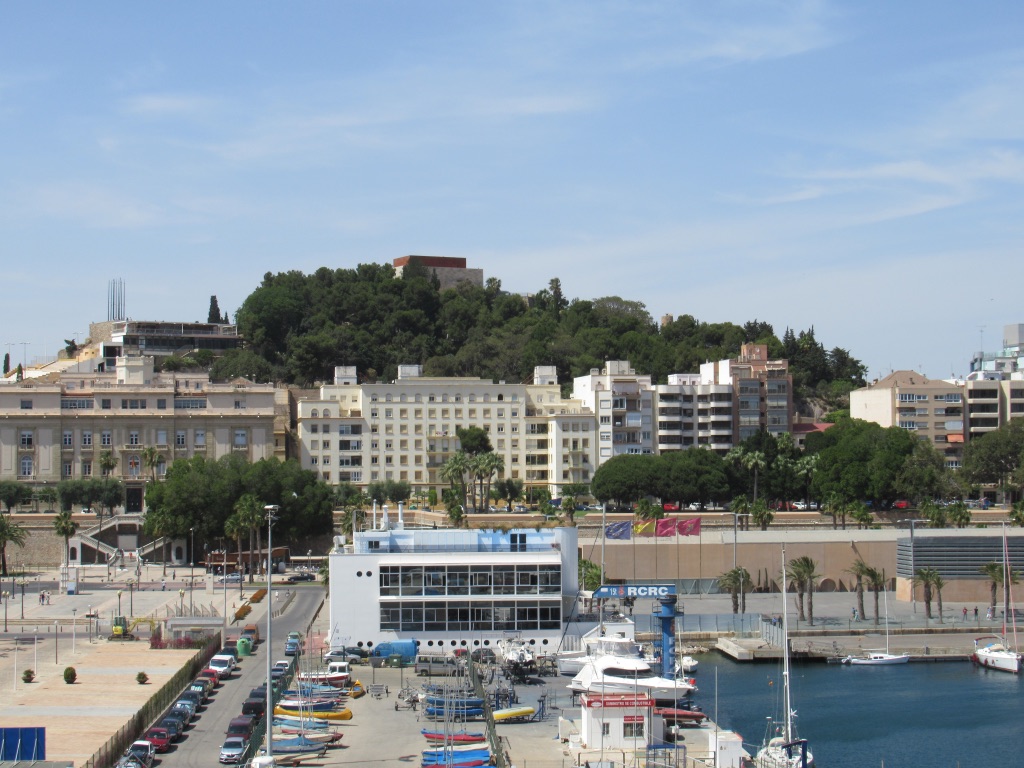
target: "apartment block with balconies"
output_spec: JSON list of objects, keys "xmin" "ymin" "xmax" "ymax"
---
[{"xmin": 572, "ymin": 361, "xmax": 654, "ymax": 465}]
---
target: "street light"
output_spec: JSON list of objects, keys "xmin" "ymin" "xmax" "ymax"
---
[
  {"xmin": 190, "ymin": 527, "xmax": 195, "ymax": 594},
  {"xmin": 126, "ymin": 579, "xmax": 136, "ymax": 617},
  {"xmin": 16, "ymin": 579, "xmax": 27, "ymax": 620},
  {"xmin": 2, "ymin": 591, "xmax": 9, "ymax": 632},
  {"xmin": 178, "ymin": 589, "xmax": 185, "ymax": 615},
  {"xmin": 72, "ymin": 608, "xmax": 77, "ymax": 654},
  {"xmin": 264, "ymin": 504, "xmax": 280, "ymax": 760},
  {"xmin": 899, "ymin": 518, "xmax": 921, "ymax": 614},
  {"xmin": 732, "ymin": 513, "xmax": 751, "ymax": 569}
]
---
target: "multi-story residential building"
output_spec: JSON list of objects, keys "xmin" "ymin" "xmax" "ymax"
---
[
  {"xmin": 0, "ymin": 356, "xmax": 277, "ymax": 512},
  {"xmin": 296, "ymin": 365, "xmax": 597, "ymax": 499},
  {"xmin": 850, "ymin": 371, "xmax": 966, "ymax": 468},
  {"xmin": 653, "ymin": 373, "xmax": 734, "ymax": 455},
  {"xmin": 969, "ymin": 323, "xmax": 1024, "ymax": 376},
  {"xmin": 699, "ymin": 343, "xmax": 793, "ymax": 443},
  {"xmin": 964, "ymin": 374, "xmax": 1024, "ymax": 442},
  {"xmin": 572, "ymin": 361, "xmax": 655, "ymax": 463}
]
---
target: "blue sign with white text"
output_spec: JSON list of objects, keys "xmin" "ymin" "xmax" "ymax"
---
[{"xmin": 592, "ymin": 584, "xmax": 676, "ymax": 599}]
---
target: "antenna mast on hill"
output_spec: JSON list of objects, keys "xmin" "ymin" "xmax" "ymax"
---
[{"xmin": 107, "ymin": 279, "xmax": 126, "ymax": 321}]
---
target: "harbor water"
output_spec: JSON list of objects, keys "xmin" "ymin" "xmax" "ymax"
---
[{"xmin": 700, "ymin": 655, "xmax": 1024, "ymax": 768}]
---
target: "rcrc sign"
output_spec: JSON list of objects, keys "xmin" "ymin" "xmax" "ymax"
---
[
  {"xmin": 592, "ymin": 584, "xmax": 676, "ymax": 599},
  {"xmin": 584, "ymin": 696, "xmax": 654, "ymax": 709}
]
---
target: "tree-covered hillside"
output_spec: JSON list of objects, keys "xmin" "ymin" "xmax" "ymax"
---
[{"xmin": 220, "ymin": 260, "xmax": 865, "ymax": 408}]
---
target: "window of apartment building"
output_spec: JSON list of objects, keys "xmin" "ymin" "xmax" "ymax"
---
[
  {"xmin": 82, "ymin": 430, "xmax": 92, "ymax": 447},
  {"xmin": 310, "ymin": 424, "xmax": 319, "ymax": 434},
  {"xmin": 129, "ymin": 430, "xmax": 140, "ymax": 446},
  {"xmin": 311, "ymin": 456, "xmax": 319, "ymax": 465},
  {"xmin": 157, "ymin": 398, "xmax": 167, "ymax": 409},
  {"xmin": 63, "ymin": 461, "xmax": 73, "ymax": 478},
  {"xmin": 156, "ymin": 429, "xmax": 167, "ymax": 446},
  {"xmin": 62, "ymin": 398, "xmax": 93, "ymax": 410},
  {"xmin": 20, "ymin": 456, "xmax": 33, "ymax": 477},
  {"xmin": 234, "ymin": 400, "xmax": 245, "ymax": 409},
  {"xmin": 20, "ymin": 399, "xmax": 32, "ymax": 410},
  {"xmin": 157, "ymin": 459, "xmax": 166, "ymax": 477},
  {"xmin": 175, "ymin": 398, "xmax": 207, "ymax": 409},
  {"xmin": 497, "ymin": 409, "xmax": 504, "ymax": 418},
  {"xmin": 128, "ymin": 456, "xmax": 141, "ymax": 477},
  {"xmin": 497, "ymin": 439, "xmax": 505, "ymax": 449},
  {"xmin": 20, "ymin": 430, "xmax": 33, "ymax": 448},
  {"xmin": 511, "ymin": 425, "xmax": 519, "ymax": 433},
  {"xmin": 101, "ymin": 430, "xmax": 112, "ymax": 446},
  {"xmin": 385, "ymin": 456, "xmax": 393, "ymax": 465},
  {"xmin": 63, "ymin": 430, "xmax": 73, "ymax": 447},
  {"xmin": 121, "ymin": 399, "xmax": 147, "ymax": 409},
  {"xmin": 385, "ymin": 408, "xmax": 393, "ymax": 419},
  {"xmin": 497, "ymin": 425, "xmax": 505, "ymax": 433},
  {"xmin": 600, "ymin": 431, "xmax": 611, "ymax": 442},
  {"xmin": 311, "ymin": 440, "xmax": 319, "ymax": 451},
  {"xmin": 176, "ymin": 431, "xmax": 187, "ymax": 447},
  {"xmin": 233, "ymin": 430, "xmax": 248, "ymax": 447},
  {"xmin": 195, "ymin": 429, "xmax": 205, "ymax": 446},
  {"xmin": 101, "ymin": 399, "xmax": 112, "ymax": 409},
  {"xmin": 82, "ymin": 460, "xmax": 92, "ymax": 477},
  {"xmin": 483, "ymin": 409, "xmax": 490, "ymax": 418}
]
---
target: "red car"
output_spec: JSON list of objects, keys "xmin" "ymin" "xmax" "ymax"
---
[
  {"xmin": 144, "ymin": 727, "xmax": 171, "ymax": 753},
  {"xmin": 893, "ymin": 500, "xmax": 911, "ymax": 510}
]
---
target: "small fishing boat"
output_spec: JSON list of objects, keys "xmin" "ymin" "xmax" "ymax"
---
[
  {"xmin": 653, "ymin": 707, "xmax": 707, "ymax": 725},
  {"xmin": 421, "ymin": 730, "xmax": 486, "ymax": 745},
  {"xmin": 491, "ymin": 706, "xmax": 535, "ymax": 722},
  {"xmin": 274, "ymin": 705, "xmax": 353, "ymax": 721},
  {"xmin": 497, "ymin": 635, "xmax": 535, "ymax": 669},
  {"xmin": 422, "ymin": 749, "xmax": 491, "ymax": 765},
  {"xmin": 277, "ymin": 698, "xmax": 341, "ymax": 711},
  {"xmin": 424, "ymin": 705, "xmax": 484, "ymax": 718},
  {"xmin": 273, "ymin": 716, "xmax": 330, "ymax": 730},
  {"xmin": 423, "ymin": 695, "xmax": 484, "ymax": 707},
  {"xmin": 272, "ymin": 731, "xmax": 342, "ymax": 745}
]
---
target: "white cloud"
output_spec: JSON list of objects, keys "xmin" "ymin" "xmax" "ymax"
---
[{"xmin": 22, "ymin": 182, "xmax": 166, "ymax": 229}]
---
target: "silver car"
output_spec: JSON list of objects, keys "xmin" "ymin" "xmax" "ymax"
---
[{"xmin": 220, "ymin": 736, "xmax": 248, "ymax": 764}]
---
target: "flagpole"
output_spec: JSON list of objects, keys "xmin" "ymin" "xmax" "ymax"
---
[{"xmin": 601, "ymin": 502, "xmax": 607, "ymax": 585}]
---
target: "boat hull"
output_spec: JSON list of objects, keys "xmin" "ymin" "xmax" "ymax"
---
[
  {"xmin": 843, "ymin": 652, "xmax": 910, "ymax": 665},
  {"xmin": 274, "ymin": 706, "xmax": 353, "ymax": 721},
  {"xmin": 492, "ymin": 706, "xmax": 535, "ymax": 721},
  {"xmin": 972, "ymin": 648, "xmax": 1022, "ymax": 673}
]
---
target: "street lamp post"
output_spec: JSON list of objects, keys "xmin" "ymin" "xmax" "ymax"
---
[
  {"xmin": 178, "ymin": 589, "xmax": 185, "ymax": 615},
  {"xmin": 2, "ymin": 591, "xmax": 8, "ymax": 632},
  {"xmin": 54, "ymin": 621, "xmax": 59, "ymax": 664},
  {"xmin": 264, "ymin": 504, "xmax": 280, "ymax": 759},
  {"xmin": 17, "ymin": 579, "xmax": 27, "ymax": 620},
  {"xmin": 127, "ymin": 579, "xmax": 135, "ymax": 617},
  {"xmin": 117, "ymin": 590, "xmax": 123, "ymax": 616},
  {"xmin": 72, "ymin": 608, "xmax": 77, "ymax": 654},
  {"xmin": 732, "ymin": 513, "xmax": 751, "ymax": 569},
  {"xmin": 190, "ymin": 528, "xmax": 195, "ymax": 610}
]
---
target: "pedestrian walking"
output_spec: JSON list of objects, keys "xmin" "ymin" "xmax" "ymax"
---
[
  {"xmin": 962, "ymin": 606, "xmax": 968, "ymax": 622},
  {"xmin": 974, "ymin": 606, "xmax": 979, "ymax": 620},
  {"xmin": 161, "ymin": 579, "xmax": 167, "ymax": 591},
  {"xmin": 46, "ymin": 591, "xmax": 51, "ymax": 605}
]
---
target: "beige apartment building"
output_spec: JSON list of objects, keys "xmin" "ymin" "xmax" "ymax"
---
[
  {"xmin": 296, "ymin": 365, "xmax": 598, "ymax": 499},
  {"xmin": 573, "ymin": 361, "xmax": 655, "ymax": 461},
  {"xmin": 0, "ymin": 356, "xmax": 278, "ymax": 512},
  {"xmin": 699, "ymin": 343, "xmax": 793, "ymax": 443}
]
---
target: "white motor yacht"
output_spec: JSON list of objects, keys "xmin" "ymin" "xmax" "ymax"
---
[
  {"xmin": 569, "ymin": 655, "xmax": 697, "ymax": 704},
  {"xmin": 972, "ymin": 636, "xmax": 1022, "ymax": 673},
  {"xmin": 555, "ymin": 631, "xmax": 644, "ymax": 676}
]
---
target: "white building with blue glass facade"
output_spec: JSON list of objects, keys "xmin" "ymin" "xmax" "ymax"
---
[{"xmin": 327, "ymin": 523, "xmax": 579, "ymax": 656}]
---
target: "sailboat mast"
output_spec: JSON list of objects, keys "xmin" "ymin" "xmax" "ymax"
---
[{"xmin": 781, "ymin": 545, "xmax": 792, "ymax": 743}]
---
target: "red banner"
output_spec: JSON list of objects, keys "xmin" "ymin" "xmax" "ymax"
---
[
  {"xmin": 655, "ymin": 518, "xmax": 677, "ymax": 537},
  {"xmin": 677, "ymin": 517, "xmax": 701, "ymax": 536}
]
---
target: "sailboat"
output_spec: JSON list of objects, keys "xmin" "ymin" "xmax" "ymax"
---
[
  {"xmin": 842, "ymin": 586, "xmax": 909, "ymax": 665},
  {"xmin": 755, "ymin": 547, "xmax": 813, "ymax": 768},
  {"xmin": 971, "ymin": 525, "xmax": 1022, "ymax": 674}
]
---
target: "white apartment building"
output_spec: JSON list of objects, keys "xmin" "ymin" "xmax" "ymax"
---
[
  {"xmin": 296, "ymin": 365, "xmax": 597, "ymax": 498},
  {"xmin": 0, "ymin": 356, "xmax": 277, "ymax": 512},
  {"xmin": 653, "ymin": 373, "xmax": 735, "ymax": 455},
  {"xmin": 572, "ymin": 361, "xmax": 655, "ymax": 462}
]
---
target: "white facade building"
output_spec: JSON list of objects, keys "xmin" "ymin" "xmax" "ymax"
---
[
  {"xmin": 297, "ymin": 365, "xmax": 597, "ymax": 498},
  {"xmin": 327, "ymin": 524, "xmax": 579, "ymax": 654},
  {"xmin": 572, "ymin": 361, "xmax": 655, "ymax": 462}
]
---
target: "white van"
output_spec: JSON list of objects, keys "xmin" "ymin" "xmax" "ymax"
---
[
  {"xmin": 209, "ymin": 654, "xmax": 236, "ymax": 678},
  {"xmin": 414, "ymin": 654, "xmax": 463, "ymax": 676}
]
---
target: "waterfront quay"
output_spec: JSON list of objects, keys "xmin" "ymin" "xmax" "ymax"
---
[{"xmin": 0, "ymin": 565, "xmax": 1006, "ymax": 768}]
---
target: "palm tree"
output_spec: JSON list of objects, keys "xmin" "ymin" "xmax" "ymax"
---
[
  {"xmin": 0, "ymin": 514, "xmax": 28, "ymax": 577},
  {"xmin": 913, "ymin": 567, "xmax": 941, "ymax": 619},
  {"xmin": 947, "ymin": 501, "xmax": 972, "ymax": 529},
  {"xmin": 98, "ymin": 450, "xmax": 119, "ymax": 478},
  {"xmin": 234, "ymin": 494, "xmax": 264, "ymax": 582},
  {"xmin": 224, "ymin": 513, "xmax": 245, "ymax": 581},
  {"xmin": 980, "ymin": 561, "xmax": 1006, "ymax": 615},
  {"xmin": 727, "ymin": 447, "xmax": 767, "ymax": 502},
  {"xmin": 142, "ymin": 446, "xmax": 162, "ymax": 483},
  {"xmin": 53, "ymin": 510, "xmax": 78, "ymax": 565},
  {"xmin": 849, "ymin": 502, "xmax": 874, "ymax": 530},
  {"xmin": 479, "ymin": 452, "xmax": 505, "ymax": 509},
  {"xmin": 730, "ymin": 495, "xmax": 751, "ymax": 531},
  {"xmin": 863, "ymin": 566, "xmax": 887, "ymax": 625},
  {"xmin": 719, "ymin": 566, "xmax": 752, "ymax": 614},
  {"xmin": 795, "ymin": 454, "xmax": 818, "ymax": 505},
  {"xmin": 821, "ymin": 493, "xmax": 842, "ymax": 530},
  {"xmin": 786, "ymin": 555, "xmax": 820, "ymax": 625},
  {"xmin": 750, "ymin": 498, "xmax": 774, "ymax": 531},
  {"xmin": 440, "ymin": 452, "xmax": 470, "ymax": 512},
  {"xmin": 845, "ymin": 558, "xmax": 873, "ymax": 622}
]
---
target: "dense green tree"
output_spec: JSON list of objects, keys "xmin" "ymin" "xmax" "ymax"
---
[
  {"xmin": 963, "ymin": 420, "xmax": 1024, "ymax": 503},
  {"xmin": 0, "ymin": 481, "xmax": 34, "ymax": 513},
  {"xmin": 591, "ymin": 454, "xmax": 658, "ymax": 507},
  {"xmin": 657, "ymin": 449, "xmax": 730, "ymax": 507},
  {"xmin": 208, "ymin": 295, "xmax": 222, "ymax": 324},
  {"xmin": 52, "ymin": 510, "xmax": 78, "ymax": 565},
  {"xmin": 36, "ymin": 486, "xmax": 59, "ymax": 513},
  {"xmin": 456, "ymin": 426, "xmax": 492, "ymax": 456},
  {"xmin": 0, "ymin": 514, "xmax": 28, "ymax": 576},
  {"xmin": 2, "ymin": 352, "xmax": 8, "ymax": 375}
]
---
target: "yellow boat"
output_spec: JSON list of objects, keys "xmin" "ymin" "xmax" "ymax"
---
[
  {"xmin": 274, "ymin": 706, "xmax": 353, "ymax": 721},
  {"xmin": 349, "ymin": 681, "xmax": 366, "ymax": 699}
]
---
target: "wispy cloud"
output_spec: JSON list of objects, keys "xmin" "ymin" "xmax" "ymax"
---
[{"xmin": 22, "ymin": 182, "xmax": 166, "ymax": 229}]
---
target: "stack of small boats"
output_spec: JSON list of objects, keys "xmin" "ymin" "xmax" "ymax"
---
[
  {"xmin": 421, "ymin": 729, "xmax": 490, "ymax": 768},
  {"xmin": 268, "ymin": 680, "xmax": 360, "ymax": 764},
  {"xmin": 422, "ymin": 692, "xmax": 485, "ymax": 720}
]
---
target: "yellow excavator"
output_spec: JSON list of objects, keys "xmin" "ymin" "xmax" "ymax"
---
[{"xmin": 108, "ymin": 616, "xmax": 137, "ymax": 641}]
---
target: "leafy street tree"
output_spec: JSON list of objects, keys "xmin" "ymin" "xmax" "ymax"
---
[
  {"xmin": 657, "ymin": 449, "xmax": 730, "ymax": 508},
  {"xmin": 494, "ymin": 478, "xmax": 524, "ymax": 511},
  {"xmin": 591, "ymin": 454, "xmax": 658, "ymax": 508},
  {"xmin": 0, "ymin": 513, "xmax": 28, "ymax": 576},
  {"xmin": 786, "ymin": 555, "xmax": 820, "ymax": 625},
  {"xmin": 456, "ymin": 426, "xmax": 492, "ymax": 456},
  {"xmin": 53, "ymin": 510, "xmax": 78, "ymax": 565},
  {"xmin": 962, "ymin": 420, "xmax": 1024, "ymax": 504},
  {"xmin": 0, "ymin": 481, "xmax": 34, "ymax": 513},
  {"xmin": 36, "ymin": 486, "xmax": 59, "ymax": 513},
  {"xmin": 578, "ymin": 559, "xmax": 602, "ymax": 591}
]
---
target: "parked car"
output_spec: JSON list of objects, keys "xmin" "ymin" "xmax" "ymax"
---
[
  {"xmin": 178, "ymin": 690, "xmax": 205, "ymax": 711},
  {"xmin": 217, "ymin": 572, "xmax": 243, "ymax": 583},
  {"xmin": 323, "ymin": 648, "xmax": 356, "ymax": 662},
  {"xmin": 470, "ymin": 648, "xmax": 497, "ymax": 664},
  {"xmin": 170, "ymin": 699, "xmax": 195, "ymax": 724},
  {"xmin": 198, "ymin": 668, "xmax": 222, "ymax": 686},
  {"xmin": 125, "ymin": 741, "xmax": 155, "ymax": 768},
  {"xmin": 219, "ymin": 736, "xmax": 249, "ymax": 764},
  {"xmin": 143, "ymin": 728, "xmax": 170, "ymax": 753},
  {"xmin": 286, "ymin": 573, "xmax": 317, "ymax": 582},
  {"xmin": 241, "ymin": 697, "xmax": 265, "ymax": 718},
  {"xmin": 513, "ymin": 505, "xmax": 528, "ymax": 513},
  {"xmin": 284, "ymin": 641, "xmax": 301, "ymax": 657},
  {"xmin": 893, "ymin": 499, "xmax": 911, "ymax": 510},
  {"xmin": 161, "ymin": 710, "xmax": 189, "ymax": 734},
  {"xmin": 157, "ymin": 717, "xmax": 182, "ymax": 742}
]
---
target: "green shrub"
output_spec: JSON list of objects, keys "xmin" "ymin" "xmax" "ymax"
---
[
  {"xmin": 22, "ymin": 669, "xmax": 35, "ymax": 683},
  {"xmin": 63, "ymin": 666, "xmax": 77, "ymax": 684},
  {"xmin": 136, "ymin": 671, "xmax": 149, "ymax": 685}
]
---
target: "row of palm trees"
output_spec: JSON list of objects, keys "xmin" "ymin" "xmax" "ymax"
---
[
  {"xmin": 438, "ymin": 450, "xmax": 505, "ymax": 523},
  {"xmin": 719, "ymin": 556, "xmax": 1017, "ymax": 624}
]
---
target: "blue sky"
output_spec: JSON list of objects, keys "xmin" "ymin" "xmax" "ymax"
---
[{"xmin": 2, "ymin": 1, "xmax": 1022, "ymax": 381}]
